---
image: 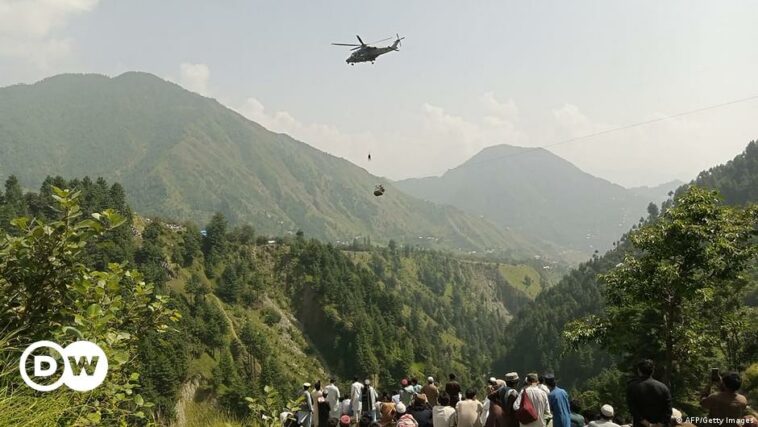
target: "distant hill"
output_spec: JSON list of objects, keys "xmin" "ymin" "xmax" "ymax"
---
[
  {"xmin": 493, "ymin": 140, "xmax": 758, "ymax": 389},
  {"xmin": 0, "ymin": 72, "xmax": 542, "ymax": 256},
  {"xmin": 396, "ymin": 144, "xmax": 672, "ymax": 254},
  {"xmin": 629, "ymin": 179, "xmax": 684, "ymax": 201}
]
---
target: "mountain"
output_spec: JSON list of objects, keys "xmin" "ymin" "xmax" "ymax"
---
[
  {"xmin": 0, "ymin": 177, "xmax": 548, "ymax": 422},
  {"xmin": 493, "ymin": 140, "xmax": 758, "ymax": 390},
  {"xmin": 396, "ymin": 144, "xmax": 665, "ymax": 254},
  {"xmin": 629, "ymin": 179, "xmax": 684, "ymax": 201},
  {"xmin": 0, "ymin": 72, "xmax": 539, "ymax": 255}
]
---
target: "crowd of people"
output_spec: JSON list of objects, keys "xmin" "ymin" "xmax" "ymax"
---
[{"xmin": 286, "ymin": 360, "xmax": 754, "ymax": 427}]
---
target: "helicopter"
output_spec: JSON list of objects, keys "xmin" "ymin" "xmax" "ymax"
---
[{"xmin": 332, "ymin": 34, "xmax": 405, "ymax": 65}]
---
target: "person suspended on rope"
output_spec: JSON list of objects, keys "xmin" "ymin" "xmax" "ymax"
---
[
  {"xmin": 374, "ymin": 184, "xmax": 385, "ymax": 197},
  {"xmin": 368, "ymin": 153, "xmax": 372, "ymax": 161}
]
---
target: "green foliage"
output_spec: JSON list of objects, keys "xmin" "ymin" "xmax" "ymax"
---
[
  {"xmin": 692, "ymin": 140, "xmax": 758, "ymax": 205},
  {"xmin": 497, "ymin": 141, "xmax": 758, "ymax": 395},
  {"xmin": 566, "ymin": 186, "xmax": 757, "ymax": 398},
  {"xmin": 203, "ymin": 212, "xmax": 228, "ymax": 266},
  {"xmin": 743, "ymin": 363, "xmax": 758, "ymax": 404},
  {"xmin": 261, "ymin": 307, "xmax": 282, "ymax": 326},
  {"xmin": 0, "ymin": 187, "xmax": 180, "ymax": 425},
  {"xmin": 283, "ymin": 240, "xmax": 529, "ymax": 387},
  {"xmin": 137, "ymin": 328, "xmax": 190, "ymax": 418},
  {"xmin": 572, "ymin": 368, "xmax": 630, "ymax": 419},
  {"xmin": 245, "ymin": 386, "xmax": 303, "ymax": 427}
]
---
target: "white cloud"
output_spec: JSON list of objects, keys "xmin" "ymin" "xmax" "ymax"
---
[
  {"xmin": 179, "ymin": 63, "xmax": 211, "ymax": 96},
  {"xmin": 0, "ymin": 0, "xmax": 99, "ymax": 67},
  {"xmin": 233, "ymin": 93, "xmax": 528, "ymax": 179},
  {"xmin": 418, "ymin": 96, "xmax": 527, "ymax": 174},
  {"xmin": 236, "ymin": 96, "xmax": 379, "ymax": 165},
  {"xmin": 482, "ymin": 91, "xmax": 519, "ymax": 121},
  {"xmin": 192, "ymin": 63, "xmax": 755, "ymax": 186}
]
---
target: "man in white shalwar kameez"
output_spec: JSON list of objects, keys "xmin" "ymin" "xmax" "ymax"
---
[
  {"xmin": 350, "ymin": 376, "xmax": 364, "ymax": 424},
  {"xmin": 513, "ymin": 373, "xmax": 550, "ymax": 427},
  {"xmin": 325, "ymin": 378, "xmax": 341, "ymax": 421}
]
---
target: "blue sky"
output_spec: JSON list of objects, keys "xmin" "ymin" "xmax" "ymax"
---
[{"xmin": 1, "ymin": 0, "xmax": 757, "ymax": 186}]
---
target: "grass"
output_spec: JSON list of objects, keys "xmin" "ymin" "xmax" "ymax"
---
[
  {"xmin": 188, "ymin": 352, "xmax": 217, "ymax": 379},
  {"xmin": 0, "ymin": 330, "xmax": 75, "ymax": 426},
  {"xmin": 182, "ymin": 400, "xmax": 244, "ymax": 427},
  {"xmin": 498, "ymin": 264, "xmax": 543, "ymax": 299},
  {"xmin": 0, "ymin": 388, "xmax": 74, "ymax": 427}
]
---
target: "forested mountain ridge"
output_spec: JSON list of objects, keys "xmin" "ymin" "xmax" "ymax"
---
[
  {"xmin": 494, "ymin": 140, "xmax": 758, "ymax": 406},
  {"xmin": 0, "ymin": 175, "xmax": 549, "ymax": 424},
  {"xmin": 396, "ymin": 144, "xmax": 677, "ymax": 254},
  {"xmin": 0, "ymin": 72, "xmax": 543, "ymax": 256}
]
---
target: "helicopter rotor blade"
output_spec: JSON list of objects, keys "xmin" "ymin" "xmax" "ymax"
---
[
  {"xmin": 366, "ymin": 36, "xmax": 394, "ymax": 45},
  {"xmin": 332, "ymin": 43, "xmax": 362, "ymax": 47},
  {"xmin": 356, "ymin": 35, "xmax": 365, "ymax": 45}
]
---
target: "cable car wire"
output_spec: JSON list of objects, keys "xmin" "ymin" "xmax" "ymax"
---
[{"xmin": 464, "ymin": 93, "xmax": 758, "ymax": 167}]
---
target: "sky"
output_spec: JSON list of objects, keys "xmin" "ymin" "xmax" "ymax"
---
[{"xmin": 1, "ymin": 0, "xmax": 757, "ymax": 187}]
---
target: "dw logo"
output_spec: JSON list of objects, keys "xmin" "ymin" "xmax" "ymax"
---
[{"xmin": 19, "ymin": 340, "xmax": 108, "ymax": 392}]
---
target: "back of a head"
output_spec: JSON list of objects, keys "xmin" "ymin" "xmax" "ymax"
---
[
  {"xmin": 505, "ymin": 379, "xmax": 518, "ymax": 388},
  {"xmin": 569, "ymin": 399, "xmax": 582, "ymax": 413},
  {"xmin": 722, "ymin": 372, "xmax": 742, "ymax": 392},
  {"xmin": 411, "ymin": 377, "xmax": 418, "ymax": 385},
  {"xmin": 427, "ymin": 376, "xmax": 434, "ymax": 384},
  {"xmin": 330, "ymin": 378, "xmax": 336, "ymax": 384},
  {"xmin": 544, "ymin": 375, "xmax": 556, "ymax": 388},
  {"xmin": 359, "ymin": 414, "xmax": 372, "ymax": 427},
  {"xmin": 600, "ymin": 404, "xmax": 614, "ymax": 419},
  {"xmin": 449, "ymin": 373, "xmax": 456, "ymax": 381},
  {"xmin": 637, "ymin": 359, "xmax": 654, "ymax": 377},
  {"xmin": 465, "ymin": 388, "xmax": 477, "ymax": 399},
  {"xmin": 438, "ymin": 392, "xmax": 450, "ymax": 406},
  {"xmin": 414, "ymin": 394, "xmax": 428, "ymax": 407},
  {"xmin": 526, "ymin": 373, "xmax": 539, "ymax": 384},
  {"xmin": 328, "ymin": 418, "xmax": 339, "ymax": 427},
  {"xmin": 354, "ymin": 376, "xmax": 359, "ymax": 382}
]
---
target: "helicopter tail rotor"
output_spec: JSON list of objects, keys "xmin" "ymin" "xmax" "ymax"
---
[{"xmin": 391, "ymin": 34, "xmax": 405, "ymax": 50}]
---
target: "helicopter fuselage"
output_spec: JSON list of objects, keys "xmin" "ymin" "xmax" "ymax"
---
[{"xmin": 347, "ymin": 46, "xmax": 396, "ymax": 64}]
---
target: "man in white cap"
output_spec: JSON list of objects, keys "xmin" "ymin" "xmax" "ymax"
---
[
  {"xmin": 588, "ymin": 405, "xmax": 620, "ymax": 427},
  {"xmin": 396, "ymin": 402, "xmax": 407, "ymax": 417},
  {"xmin": 422, "ymin": 376, "xmax": 439, "ymax": 406},
  {"xmin": 298, "ymin": 383, "xmax": 314, "ymax": 427},
  {"xmin": 500, "ymin": 372, "xmax": 521, "ymax": 427}
]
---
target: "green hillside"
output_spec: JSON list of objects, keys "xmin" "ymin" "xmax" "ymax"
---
[
  {"xmin": 0, "ymin": 175, "xmax": 549, "ymax": 424},
  {"xmin": 0, "ymin": 72, "xmax": 542, "ymax": 256},
  {"xmin": 494, "ymin": 140, "xmax": 758, "ymax": 404},
  {"xmin": 396, "ymin": 144, "xmax": 677, "ymax": 255}
]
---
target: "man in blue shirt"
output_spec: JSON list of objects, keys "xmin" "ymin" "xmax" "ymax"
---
[{"xmin": 545, "ymin": 373, "xmax": 571, "ymax": 427}]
